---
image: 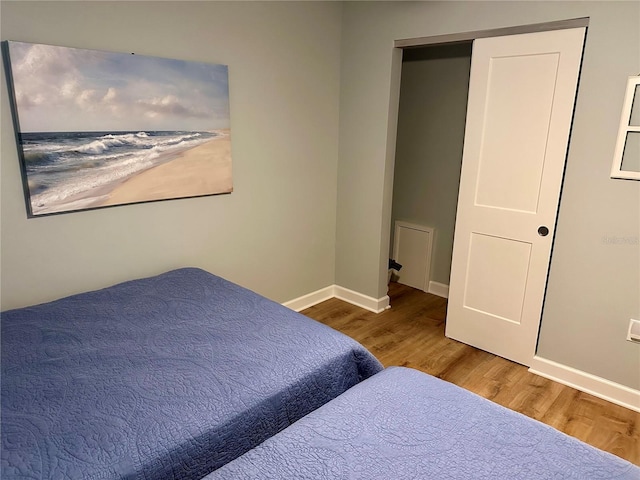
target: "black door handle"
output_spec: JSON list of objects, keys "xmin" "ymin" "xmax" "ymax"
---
[{"xmin": 538, "ymin": 226, "xmax": 549, "ymax": 237}]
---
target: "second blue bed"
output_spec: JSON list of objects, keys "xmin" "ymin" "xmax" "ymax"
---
[{"xmin": 209, "ymin": 367, "xmax": 639, "ymax": 479}]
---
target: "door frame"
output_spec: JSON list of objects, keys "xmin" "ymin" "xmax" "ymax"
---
[
  {"xmin": 382, "ymin": 17, "xmax": 589, "ymax": 340},
  {"xmin": 394, "ymin": 17, "xmax": 589, "ymax": 49}
]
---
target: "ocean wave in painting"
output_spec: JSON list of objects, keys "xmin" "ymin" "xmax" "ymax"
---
[{"xmin": 20, "ymin": 130, "xmax": 216, "ymax": 215}]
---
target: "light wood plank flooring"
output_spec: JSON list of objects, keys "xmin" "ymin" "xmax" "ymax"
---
[{"xmin": 302, "ymin": 281, "xmax": 640, "ymax": 465}]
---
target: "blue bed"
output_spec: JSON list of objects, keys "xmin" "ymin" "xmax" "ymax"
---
[
  {"xmin": 1, "ymin": 268, "xmax": 383, "ymax": 480},
  {"xmin": 208, "ymin": 367, "xmax": 640, "ymax": 480}
]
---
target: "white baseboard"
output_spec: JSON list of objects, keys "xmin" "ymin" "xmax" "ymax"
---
[
  {"xmin": 334, "ymin": 285, "xmax": 390, "ymax": 314},
  {"xmin": 282, "ymin": 286, "xmax": 335, "ymax": 312},
  {"xmin": 283, "ymin": 285, "xmax": 390, "ymax": 314},
  {"xmin": 428, "ymin": 281, "xmax": 449, "ymax": 298},
  {"xmin": 529, "ymin": 356, "xmax": 640, "ymax": 413}
]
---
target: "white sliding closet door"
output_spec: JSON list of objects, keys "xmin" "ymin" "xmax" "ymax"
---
[{"xmin": 445, "ymin": 28, "xmax": 585, "ymax": 366}]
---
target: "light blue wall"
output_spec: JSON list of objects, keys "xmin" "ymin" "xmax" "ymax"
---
[
  {"xmin": 0, "ymin": 1, "xmax": 343, "ymax": 309},
  {"xmin": 336, "ymin": 1, "xmax": 639, "ymax": 389}
]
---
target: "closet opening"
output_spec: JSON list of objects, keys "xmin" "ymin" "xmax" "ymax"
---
[{"xmin": 389, "ymin": 42, "xmax": 472, "ymax": 302}]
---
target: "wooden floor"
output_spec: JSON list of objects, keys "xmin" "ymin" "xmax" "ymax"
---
[{"xmin": 302, "ymin": 281, "xmax": 640, "ymax": 465}]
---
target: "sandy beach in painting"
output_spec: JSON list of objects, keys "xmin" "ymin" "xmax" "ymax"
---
[
  {"xmin": 23, "ymin": 130, "xmax": 232, "ymax": 215},
  {"xmin": 99, "ymin": 131, "xmax": 232, "ymax": 207}
]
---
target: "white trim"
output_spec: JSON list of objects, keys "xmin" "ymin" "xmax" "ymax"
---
[
  {"xmin": 428, "ymin": 281, "xmax": 449, "ymax": 298},
  {"xmin": 282, "ymin": 286, "xmax": 335, "ymax": 312},
  {"xmin": 334, "ymin": 285, "xmax": 390, "ymax": 314},
  {"xmin": 395, "ymin": 17, "xmax": 590, "ymax": 48},
  {"xmin": 611, "ymin": 76, "xmax": 640, "ymax": 180},
  {"xmin": 282, "ymin": 285, "xmax": 390, "ymax": 314},
  {"xmin": 529, "ymin": 356, "xmax": 640, "ymax": 413}
]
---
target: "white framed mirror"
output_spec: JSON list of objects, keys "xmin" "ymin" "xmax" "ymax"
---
[{"xmin": 611, "ymin": 76, "xmax": 640, "ymax": 180}]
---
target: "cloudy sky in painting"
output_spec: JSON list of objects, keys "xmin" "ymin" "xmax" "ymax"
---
[{"xmin": 7, "ymin": 41, "xmax": 230, "ymax": 132}]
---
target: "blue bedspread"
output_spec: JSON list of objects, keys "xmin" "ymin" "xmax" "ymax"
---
[
  {"xmin": 209, "ymin": 367, "xmax": 640, "ymax": 480},
  {"xmin": 1, "ymin": 268, "xmax": 383, "ymax": 480}
]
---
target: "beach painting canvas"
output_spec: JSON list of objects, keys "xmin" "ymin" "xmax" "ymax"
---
[{"xmin": 2, "ymin": 41, "xmax": 232, "ymax": 217}]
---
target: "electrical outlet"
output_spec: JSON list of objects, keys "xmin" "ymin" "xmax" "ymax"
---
[{"xmin": 627, "ymin": 319, "xmax": 640, "ymax": 343}]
